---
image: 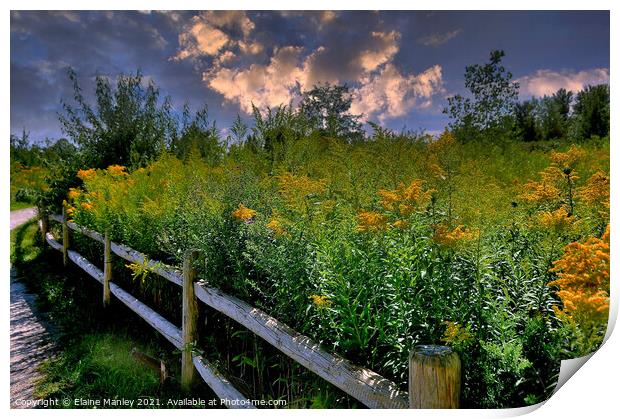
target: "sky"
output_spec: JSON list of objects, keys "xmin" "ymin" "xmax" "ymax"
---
[{"xmin": 10, "ymin": 10, "xmax": 610, "ymax": 141}]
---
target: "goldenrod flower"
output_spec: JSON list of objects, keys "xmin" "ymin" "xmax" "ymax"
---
[
  {"xmin": 107, "ymin": 164, "xmax": 128, "ymax": 176},
  {"xmin": 232, "ymin": 204, "xmax": 257, "ymax": 222},
  {"xmin": 433, "ymin": 224, "xmax": 478, "ymax": 247},
  {"xmin": 550, "ymin": 145, "xmax": 586, "ymax": 169},
  {"xmin": 266, "ymin": 218, "xmax": 286, "ymax": 237},
  {"xmin": 442, "ymin": 321, "xmax": 472, "ymax": 345},
  {"xmin": 68, "ymin": 188, "xmax": 81, "ymax": 200},
  {"xmin": 377, "ymin": 189, "xmax": 401, "ymax": 210},
  {"xmin": 400, "ymin": 179, "xmax": 427, "ymax": 202},
  {"xmin": 538, "ymin": 206, "xmax": 574, "ymax": 233},
  {"xmin": 577, "ymin": 171, "xmax": 609, "ymax": 207},
  {"xmin": 309, "ymin": 294, "xmax": 331, "ymax": 308},
  {"xmin": 393, "ymin": 220, "xmax": 409, "ymax": 229},
  {"xmin": 550, "ymin": 225, "xmax": 610, "ymax": 322},
  {"xmin": 77, "ymin": 168, "xmax": 96, "ymax": 180},
  {"xmin": 356, "ymin": 211, "xmax": 388, "ymax": 232}
]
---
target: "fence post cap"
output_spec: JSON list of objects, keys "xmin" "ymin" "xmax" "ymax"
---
[{"xmin": 411, "ymin": 345, "xmax": 454, "ymax": 357}]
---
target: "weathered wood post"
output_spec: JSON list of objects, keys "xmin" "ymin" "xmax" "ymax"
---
[
  {"xmin": 409, "ymin": 345, "xmax": 461, "ymax": 408},
  {"xmin": 40, "ymin": 209, "xmax": 49, "ymax": 246},
  {"xmin": 62, "ymin": 205, "xmax": 69, "ymax": 266},
  {"xmin": 181, "ymin": 249, "xmax": 199, "ymax": 389},
  {"xmin": 103, "ymin": 232, "xmax": 112, "ymax": 307}
]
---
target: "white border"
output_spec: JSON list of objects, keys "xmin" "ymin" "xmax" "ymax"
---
[{"xmin": 3, "ymin": 2, "xmax": 616, "ymax": 418}]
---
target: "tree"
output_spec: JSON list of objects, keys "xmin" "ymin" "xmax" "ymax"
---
[
  {"xmin": 444, "ymin": 50, "xmax": 519, "ymax": 141},
  {"xmin": 59, "ymin": 68, "xmax": 175, "ymax": 169},
  {"xmin": 172, "ymin": 103, "xmax": 223, "ymax": 165},
  {"xmin": 229, "ymin": 114, "xmax": 248, "ymax": 144},
  {"xmin": 513, "ymin": 99, "xmax": 540, "ymax": 142},
  {"xmin": 571, "ymin": 84, "xmax": 609, "ymax": 140},
  {"xmin": 298, "ymin": 83, "xmax": 363, "ymax": 141},
  {"xmin": 538, "ymin": 88, "xmax": 573, "ymax": 140}
]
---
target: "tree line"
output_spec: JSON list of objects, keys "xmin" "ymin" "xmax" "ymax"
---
[{"xmin": 11, "ymin": 50, "xmax": 609, "ymax": 211}]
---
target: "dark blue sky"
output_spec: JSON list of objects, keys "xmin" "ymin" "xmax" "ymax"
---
[{"xmin": 10, "ymin": 10, "xmax": 610, "ymax": 141}]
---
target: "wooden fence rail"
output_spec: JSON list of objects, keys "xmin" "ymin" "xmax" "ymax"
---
[{"xmin": 41, "ymin": 211, "xmax": 460, "ymax": 409}]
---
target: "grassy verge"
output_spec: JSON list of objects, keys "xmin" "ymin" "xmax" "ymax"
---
[
  {"xmin": 11, "ymin": 221, "xmax": 219, "ymax": 408},
  {"xmin": 10, "ymin": 201, "xmax": 34, "ymax": 211}
]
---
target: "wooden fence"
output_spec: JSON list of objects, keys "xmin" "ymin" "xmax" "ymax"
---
[{"xmin": 41, "ymin": 210, "xmax": 461, "ymax": 409}]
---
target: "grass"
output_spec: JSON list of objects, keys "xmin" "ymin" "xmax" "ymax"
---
[
  {"xmin": 11, "ymin": 220, "xmax": 220, "ymax": 408},
  {"xmin": 11, "ymin": 201, "xmax": 34, "ymax": 211},
  {"xmin": 11, "ymin": 219, "xmax": 42, "ymax": 263}
]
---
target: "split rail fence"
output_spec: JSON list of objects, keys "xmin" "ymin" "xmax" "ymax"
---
[{"xmin": 39, "ymin": 209, "xmax": 461, "ymax": 409}]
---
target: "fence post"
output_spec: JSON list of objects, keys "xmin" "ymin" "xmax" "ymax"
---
[
  {"xmin": 62, "ymin": 205, "xmax": 69, "ymax": 266},
  {"xmin": 181, "ymin": 249, "xmax": 199, "ymax": 389},
  {"xmin": 409, "ymin": 345, "xmax": 461, "ymax": 409},
  {"xmin": 40, "ymin": 209, "xmax": 49, "ymax": 246},
  {"xmin": 103, "ymin": 232, "xmax": 111, "ymax": 307}
]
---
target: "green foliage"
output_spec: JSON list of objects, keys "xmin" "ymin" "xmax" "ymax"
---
[
  {"xmin": 14, "ymin": 63, "xmax": 610, "ymax": 409},
  {"xmin": 571, "ymin": 84, "xmax": 610, "ymax": 141},
  {"xmin": 299, "ymin": 83, "xmax": 364, "ymax": 140},
  {"xmin": 444, "ymin": 50, "xmax": 519, "ymax": 141},
  {"xmin": 59, "ymin": 68, "xmax": 175, "ymax": 169},
  {"xmin": 59, "ymin": 131, "xmax": 609, "ymax": 408}
]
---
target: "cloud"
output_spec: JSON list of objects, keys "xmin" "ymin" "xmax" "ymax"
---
[
  {"xmin": 351, "ymin": 64, "xmax": 444, "ymax": 121},
  {"xmin": 203, "ymin": 11, "xmax": 255, "ymax": 37},
  {"xmin": 200, "ymin": 15, "xmax": 444, "ymax": 122},
  {"xmin": 296, "ymin": 29, "xmax": 402, "ymax": 89},
  {"xmin": 517, "ymin": 68, "xmax": 610, "ymax": 97},
  {"xmin": 417, "ymin": 29, "xmax": 461, "ymax": 47},
  {"xmin": 175, "ymin": 16, "xmax": 230, "ymax": 59},
  {"xmin": 358, "ymin": 31, "xmax": 400, "ymax": 72},
  {"xmin": 174, "ymin": 11, "xmax": 257, "ymax": 60},
  {"xmin": 205, "ymin": 46, "xmax": 306, "ymax": 113}
]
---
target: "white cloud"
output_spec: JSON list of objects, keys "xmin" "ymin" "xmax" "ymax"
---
[
  {"xmin": 239, "ymin": 40, "xmax": 264, "ymax": 55},
  {"xmin": 358, "ymin": 31, "xmax": 400, "ymax": 72},
  {"xmin": 417, "ymin": 29, "xmax": 461, "ymax": 47},
  {"xmin": 517, "ymin": 68, "xmax": 609, "ymax": 97},
  {"xmin": 205, "ymin": 46, "xmax": 306, "ymax": 113},
  {"xmin": 173, "ymin": 11, "xmax": 257, "ymax": 60},
  {"xmin": 351, "ymin": 64, "xmax": 444, "ymax": 121},
  {"xmin": 192, "ymin": 17, "xmax": 443, "ymax": 121},
  {"xmin": 175, "ymin": 16, "xmax": 230, "ymax": 59}
]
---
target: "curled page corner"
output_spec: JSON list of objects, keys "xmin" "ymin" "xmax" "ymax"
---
[
  {"xmin": 553, "ymin": 353, "xmax": 594, "ymax": 393},
  {"xmin": 551, "ymin": 300, "xmax": 617, "ymax": 396}
]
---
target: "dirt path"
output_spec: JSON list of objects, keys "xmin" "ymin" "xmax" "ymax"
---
[
  {"xmin": 10, "ymin": 208, "xmax": 57, "ymax": 408},
  {"xmin": 10, "ymin": 207, "xmax": 38, "ymax": 230}
]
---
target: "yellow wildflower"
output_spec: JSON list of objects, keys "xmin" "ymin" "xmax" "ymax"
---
[
  {"xmin": 80, "ymin": 202, "xmax": 94, "ymax": 211},
  {"xmin": 68, "ymin": 188, "xmax": 81, "ymax": 200},
  {"xmin": 309, "ymin": 294, "xmax": 331, "ymax": 308},
  {"xmin": 266, "ymin": 218, "xmax": 286, "ymax": 237},
  {"xmin": 399, "ymin": 204, "xmax": 414, "ymax": 216},
  {"xmin": 77, "ymin": 168, "xmax": 96, "ymax": 180},
  {"xmin": 520, "ymin": 166, "xmax": 563, "ymax": 204},
  {"xmin": 232, "ymin": 204, "xmax": 257, "ymax": 222},
  {"xmin": 393, "ymin": 220, "xmax": 409, "ymax": 229},
  {"xmin": 377, "ymin": 189, "xmax": 401, "ymax": 210},
  {"xmin": 550, "ymin": 225, "xmax": 610, "ymax": 323},
  {"xmin": 400, "ymin": 179, "xmax": 427, "ymax": 202},
  {"xmin": 276, "ymin": 172, "xmax": 326, "ymax": 214},
  {"xmin": 577, "ymin": 171, "xmax": 609, "ymax": 207},
  {"xmin": 442, "ymin": 321, "xmax": 472, "ymax": 345},
  {"xmin": 538, "ymin": 206, "xmax": 575, "ymax": 233},
  {"xmin": 550, "ymin": 145, "xmax": 586, "ymax": 169},
  {"xmin": 356, "ymin": 211, "xmax": 388, "ymax": 232},
  {"xmin": 107, "ymin": 164, "xmax": 128, "ymax": 176},
  {"xmin": 433, "ymin": 224, "xmax": 478, "ymax": 247}
]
